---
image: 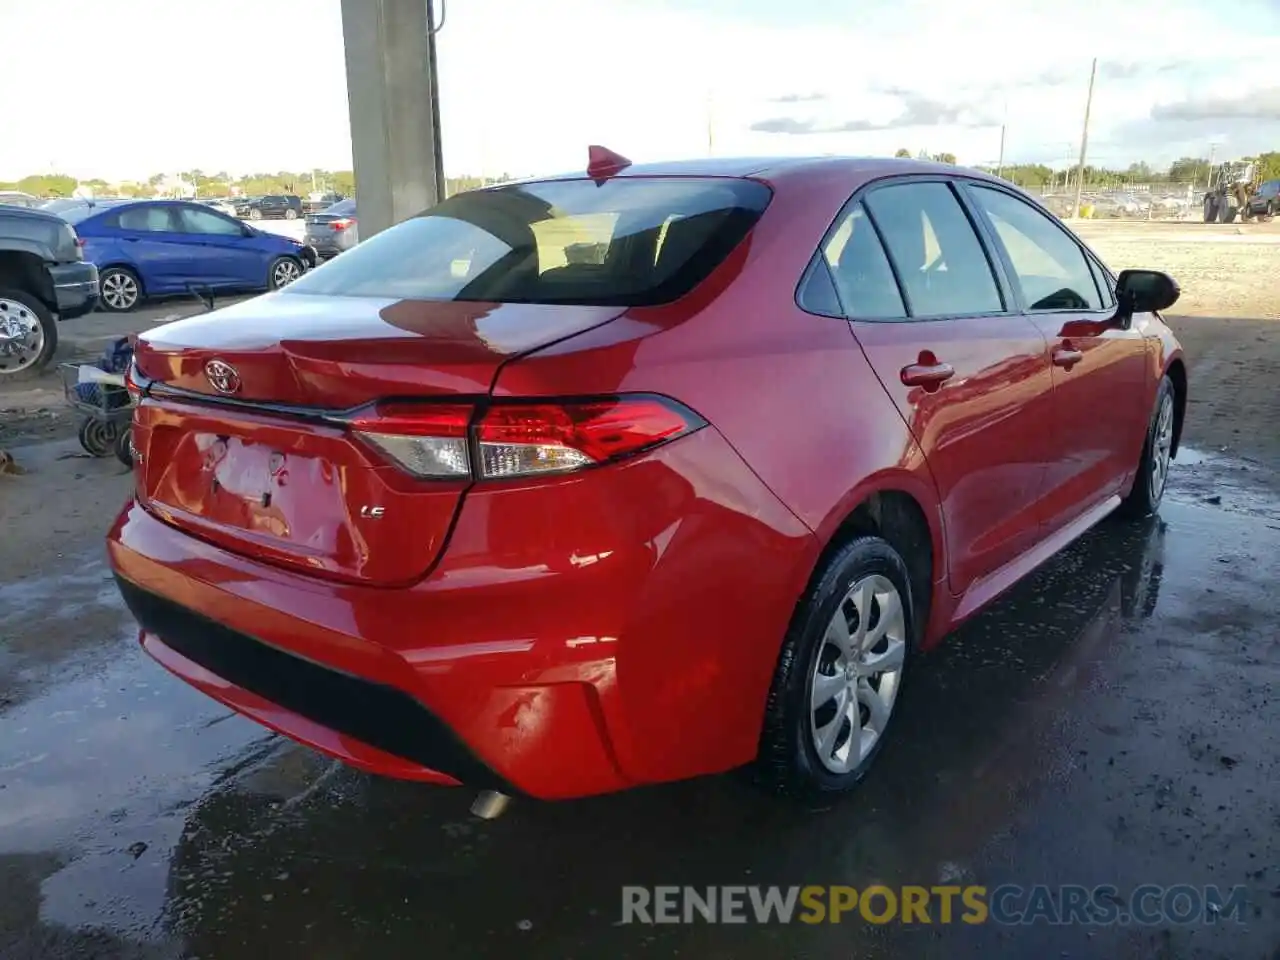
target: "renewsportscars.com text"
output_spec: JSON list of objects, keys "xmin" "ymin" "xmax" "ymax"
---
[{"xmin": 620, "ymin": 884, "xmax": 1249, "ymax": 926}]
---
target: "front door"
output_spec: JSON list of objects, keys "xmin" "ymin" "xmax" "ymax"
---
[
  {"xmin": 828, "ymin": 180, "xmax": 1056, "ymax": 597},
  {"xmin": 173, "ymin": 205, "xmax": 266, "ymax": 289},
  {"xmin": 960, "ymin": 183, "xmax": 1150, "ymax": 535}
]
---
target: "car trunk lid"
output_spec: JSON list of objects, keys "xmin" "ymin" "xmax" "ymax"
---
[{"xmin": 131, "ymin": 292, "xmax": 625, "ymax": 584}]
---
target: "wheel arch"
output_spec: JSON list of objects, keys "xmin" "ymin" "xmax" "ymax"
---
[
  {"xmin": 0, "ymin": 249, "xmax": 55, "ymax": 309},
  {"xmin": 808, "ymin": 480, "xmax": 944, "ymax": 650},
  {"xmin": 1164, "ymin": 356, "xmax": 1187, "ymax": 457},
  {"xmin": 99, "ymin": 262, "xmax": 146, "ymax": 294}
]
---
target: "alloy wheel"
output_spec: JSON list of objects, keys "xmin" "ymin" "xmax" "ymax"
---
[
  {"xmin": 272, "ymin": 259, "xmax": 301, "ymax": 287},
  {"xmin": 809, "ymin": 573, "xmax": 907, "ymax": 775},
  {"xmin": 0, "ymin": 298, "xmax": 45, "ymax": 374},
  {"xmin": 101, "ymin": 272, "xmax": 139, "ymax": 311},
  {"xmin": 1150, "ymin": 392, "xmax": 1174, "ymax": 502}
]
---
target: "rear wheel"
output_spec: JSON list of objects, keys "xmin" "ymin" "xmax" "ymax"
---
[
  {"xmin": 1118, "ymin": 376, "xmax": 1175, "ymax": 519},
  {"xmin": 249, "ymin": 208, "xmax": 263, "ymax": 221},
  {"xmin": 0, "ymin": 288, "xmax": 57, "ymax": 379},
  {"xmin": 757, "ymin": 536, "xmax": 914, "ymax": 796},
  {"xmin": 284, "ymin": 208, "xmax": 297, "ymax": 220},
  {"xmin": 99, "ymin": 267, "xmax": 142, "ymax": 312}
]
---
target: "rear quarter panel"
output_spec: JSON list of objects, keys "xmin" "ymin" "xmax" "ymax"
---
[{"xmin": 492, "ymin": 170, "xmax": 948, "ymax": 759}]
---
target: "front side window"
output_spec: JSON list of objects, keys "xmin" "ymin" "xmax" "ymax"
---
[
  {"xmin": 179, "ymin": 207, "xmax": 243, "ymax": 236},
  {"xmin": 286, "ymin": 177, "xmax": 772, "ymax": 306},
  {"xmin": 969, "ymin": 186, "xmax": 1103, "ymax": 311},
  {"xmin": 863, "ymin": 182, "xmax": 1003, "ymax": 317},
  {"xmin": 820, "ymin": 203, "xmax": 906, "ymax": 319}
]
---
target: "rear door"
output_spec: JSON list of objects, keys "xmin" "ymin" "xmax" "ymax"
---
[
  {"xmin": 825, "ymin": 179, "xmax": 1056, "ymax": 597},
  {"xmin": 108, "ymin": 205, "xmax": 190, "ymax": 293},
  {"xmin": 960, "ymin": 183, "xmax": 1149, "ymax": 534},
  {"xmin": 174, "ymin": 204, "xmax": 266, "ymax": 289}
]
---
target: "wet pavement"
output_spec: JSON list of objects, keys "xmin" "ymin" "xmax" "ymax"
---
[{"xmin": 1, "ymin": 455, "xmax": 1278, "ymax": 959}]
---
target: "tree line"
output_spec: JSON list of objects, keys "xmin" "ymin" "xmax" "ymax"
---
[
  {"xmin": 7, "ymin": 151, "xmax": 1280, "ymax": 201},
  {"xmin": 0, "ymin": 169, "xmax": 516, "ymax": 200},
  {"xmin": 898, "ymin": 149, "xmax": 1280, "ymax": 190}
]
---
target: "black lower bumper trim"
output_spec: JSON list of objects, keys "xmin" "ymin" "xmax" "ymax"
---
[{"xmin": 115, "ymin": 576, "xmax": 512, "ymax": 791}]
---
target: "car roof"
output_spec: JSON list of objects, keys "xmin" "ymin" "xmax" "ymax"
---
[{"xmin": 508, "ymin": 155, "xmax": 1002, "ymax": 189}]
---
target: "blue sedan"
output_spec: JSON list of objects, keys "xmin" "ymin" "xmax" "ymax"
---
[{"xmin": 65, "ymin": 200, "xmax": 316, "ymax": 312}]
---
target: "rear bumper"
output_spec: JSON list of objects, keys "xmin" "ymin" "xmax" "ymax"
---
[
  {"xmin": 49, "ymin": 261, "xmax": 99, "ymax": 319},
  {"xmin": 106, "ymin": 427, "xmax": 817, "ymax": 798}
]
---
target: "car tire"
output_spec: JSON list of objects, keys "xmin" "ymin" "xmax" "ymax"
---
[
  {"xmin": 268, "ymin": 256, "xmax": 302, "ymax": 290},
  {"xmin": 0, "ymin": 286, "xmax": 57, "ymax": 379},
  {"xmin": 1117, "ymin": 375, "xmax": 1176, "ymax": 520},
  {"xmin": 757, "ymin": 535, "xmax": 915, "ymax": 797},
  {"xmin": 284, "ymin": 208, "xmax": 297, "ymax": 220},
  {"xmin": 249, "ymin": 209, "xmax": 262, "ymax": 221},
  {"xmin": 114, "ymin": 424, "xmax": 134, "ymax": 468},
  {"xmin": 99, "ymin": 267, "xmax": 142, "ymax": 313}
]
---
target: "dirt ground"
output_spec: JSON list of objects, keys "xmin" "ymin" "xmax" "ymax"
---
[{"xmin": 2, "ymin": 219, "xmax": 1279, "ymax": 467}]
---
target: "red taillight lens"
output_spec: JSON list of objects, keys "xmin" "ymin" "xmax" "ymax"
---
[
  {"xmin": 331, "ymin": 218, "xmax": 353, "ymax": 231},
  {"xmin": 347, "ymin": 397, "xmax": 700, "ymax": 481},
  {"xmin": 124, "ymin": 360, "xmax": 144, "ymax": 403},
  {"xmin": 477, "ymin": 399, "xmax": 694, "ymax": 478}
]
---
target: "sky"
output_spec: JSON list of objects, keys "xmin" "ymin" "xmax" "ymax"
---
[{"xmin": 3, "ymin": 0, "xmax": 1279, "ymax": 183}]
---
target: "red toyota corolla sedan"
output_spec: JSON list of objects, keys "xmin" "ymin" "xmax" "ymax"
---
[{"xmin": 108, "ymin": 152, "xmax": 1186, "ymax": 800}]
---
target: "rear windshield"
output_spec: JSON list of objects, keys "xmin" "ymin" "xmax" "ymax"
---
[
  {"xmin": 284, "ymin": 177, "xmax": 772, "ymax": 306},
  {"xmin": 326, "ymin": 198, "xmax": 356, "ymax": 215}
]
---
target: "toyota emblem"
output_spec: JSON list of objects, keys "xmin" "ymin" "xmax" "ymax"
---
[{"xmin": 204, "ymin": 359, "xmax": 242, "ymax": 395}]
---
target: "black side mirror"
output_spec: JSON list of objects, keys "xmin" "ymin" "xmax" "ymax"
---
[{"xmin": 1115, "ymin": 269, "xmax": 1180, "ymax": 318}]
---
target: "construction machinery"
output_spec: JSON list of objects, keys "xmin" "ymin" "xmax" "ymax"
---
[{"xmin": 1203, "ymin": 159, "xmax": 1258, "ymax": 223}]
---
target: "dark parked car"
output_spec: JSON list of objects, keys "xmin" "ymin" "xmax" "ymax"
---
[
  {"xmin": 109, "ymin": 153, "xmax": 1187, "ymax": 801},
  {"xmin": 0, "ymin": 205, "xmax": 99, "ymax": 376},
  {"xmin": 233, "ymin": 195, "xmax": 304, "ymax": 221},
  {"xmin": 304, "ymin": 192, "xmax": 347, "ymax": 214},
  {"xmin": 67, "ymin": 200, "xmax": 315, "ymax": 312},
  {"xmin": 1247, "ymin": 179, "xmax": 1279, "ymax": 217},
  {"xmin": 303, "ymin": 198, "xmax": 358, "ymax": 258}
]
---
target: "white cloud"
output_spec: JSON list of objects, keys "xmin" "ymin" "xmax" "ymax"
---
[{"xmin": 2, "ymin": 0, "xmax": 1278, "ymax": 184}]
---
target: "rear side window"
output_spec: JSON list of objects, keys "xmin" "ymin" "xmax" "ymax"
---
[
  {"xmin": 863, "ymin": 182, "xmax": 1003, "ymax": 317},
  {"xmin": 819, "ymin": 203, "xmax": 906, "ymax": 320},
  {"xmin": 285, "ymin": 177, "xmax": 772, "ymax": 306},
  {"xmin": 116, "ymin": 206, "xmax": 178, "ymax": 232}
]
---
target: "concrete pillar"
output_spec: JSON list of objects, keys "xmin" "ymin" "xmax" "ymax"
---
[{"xmin": 340, "ymin": 0, "xmax": 441, "ymax": 239}]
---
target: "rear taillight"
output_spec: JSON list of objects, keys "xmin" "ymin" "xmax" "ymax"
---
[
  {"xmin": 331, "ymin": 218, "xmax": 353, "ymax": 231},
  {"xmin": 348, "ymin": 397, "xmax": 702, "ymax": 481},
  {"xmin": 124, "ymin": 359, "xmax": 144, "ymax": 403},
  {"xmin": 349, "ymin": 403, "xmax": 471, "ymax": 478}
]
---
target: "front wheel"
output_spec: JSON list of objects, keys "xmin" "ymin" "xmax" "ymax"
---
[
  {"xmin": 1118, "ymin": 376, "xmax": 1175, "ymax": 519},
  {"xmin": 757, "ymin": 536, "xmax": 915, "ymax": 796},
  {"xmin": 284, "ymin": 208, "xmax": 297, "ymax": 220},
  {"xmin": 0, "ymin": 288, "xmax": 57, "ymax": 379},
  {"xmin": 249, "ymin": 208, "xmax": 263, "ymax": 221},
  {"xmin": 268, "ymin": 256, "xmax": 302, "ymax": 290}
]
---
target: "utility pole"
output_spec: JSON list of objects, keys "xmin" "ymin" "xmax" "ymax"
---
[
  {"xmin": 996, "ymin": 124, "xmax": 1006, "ymax": 179},
  {"xmin": 1072, "ymin": 57, "xmax": 1097, "ymax": 220},
  {"xmin": 706, "ymin": 90, "xmax": 715, "ymax": 156},
  {"xmin": 426, "ymin": 0, "xmax": 446, "ymax": 200},
  {"xmin": 340, "ymin": 0, "xmax": 441, "ymax": 237}
]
